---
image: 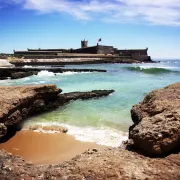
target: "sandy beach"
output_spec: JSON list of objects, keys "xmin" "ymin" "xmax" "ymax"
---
[{"xmin": 0, "ymin": 130, "xmax": 102, "ymax": 165}]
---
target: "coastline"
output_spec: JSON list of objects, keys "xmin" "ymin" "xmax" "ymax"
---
[
  {"xmin": 0, "ymin": 82, "xmax": 179, "ymax": 179},
  {"xmin": 0, "ymin": 130, "xmax": 103, "ymax": 165},
  {"xmin": 9, "ymin": 57, "xmax": 152, "ymax": 66}
]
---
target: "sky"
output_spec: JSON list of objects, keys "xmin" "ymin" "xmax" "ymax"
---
[{"xmin": 0, "ymin": 0, "xmax": 180, "ymax": 59}]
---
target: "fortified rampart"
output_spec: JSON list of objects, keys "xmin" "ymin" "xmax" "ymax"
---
[
  {"xmin": 27, "ymin": 48, "xmax": 70, "ymax": 53},
  {"xmin": 72, "ymin": 46, "xmax": 97, "ymax": 54},
  {"xmin": 13, "ymin": 40, "xmax": 151, "ymax": 61},
  {"xmin": 97, "ymin": 45, "xmax": 114, "ymax": 54},
  {"xmin": 116, "ymin": 48, "xmax": 148, "ymax": 56}
]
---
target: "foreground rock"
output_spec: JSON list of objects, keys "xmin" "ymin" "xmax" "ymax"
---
[
  {"xmin": 130, "ymin": 83, "xmax": 180, "ymax": 155},
  {"xmin": 0, "ymin": 67, "xmax": 106, "ymax": 80},
  {"xmin": 0, "ymin": 148, "xmax": 179, "ymax": 180},
  {"xmin": 0, "ymin": 85, "xmax": 114, "ymax": 136}
]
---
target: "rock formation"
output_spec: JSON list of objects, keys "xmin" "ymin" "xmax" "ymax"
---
[
  {"xmin": 130, "ymin": 83, "xmax": 180, "ymax": 155},
  {"xmin": 0, "ymin": 148, "xmax": 179, "ymax": 180},
  {"xmin": 0, "ymin": 83, "xmax": 180, "ymax": 179},
  {"xmin": 0, "ymin": 85, "xmax": 114, "ymax": 137}
]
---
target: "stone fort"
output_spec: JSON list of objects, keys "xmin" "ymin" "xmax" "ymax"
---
[{"xmin": 14, "ymin": 40, "xmax": 150, "ymax": 61}]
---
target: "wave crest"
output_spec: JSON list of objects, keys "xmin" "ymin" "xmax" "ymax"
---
[
  {"xmin": 23, "ymin": 122, "xmax": 128, "ymax": 147},
  {"xmin": 125, "ymin": 66, "xmax": 176, "ymax": 74}
]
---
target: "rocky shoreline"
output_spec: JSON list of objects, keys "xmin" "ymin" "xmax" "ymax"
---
[
  {"xmin": 0, "ymin": 85, "xmax": 114, "ymax": 137},
  {"xmin": 9, "ymin": 57, "xmax": 153, "ymax": 66},
  {"xmin": 0, "ymin": 83, "xmax": 180, "ymax": 179}
]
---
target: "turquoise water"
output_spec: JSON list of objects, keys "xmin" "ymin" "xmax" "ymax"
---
[{"xmin": 0, "ymin": 60, "xmax": 180, "ymax": 146}]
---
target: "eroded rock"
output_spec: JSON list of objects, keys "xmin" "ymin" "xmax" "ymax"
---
[
  {"xmin": 0, "ymin": 83, "xmax": 179, "ymax": 179},
  {"xmin": 0, "ymin": 85, "xmax": 114, "ymax": 137},
  {"xmin": 0, "ymin": 148, "xmax": 179, "ymax": 180},
  {"xmin": 130, "ymin": 83, "xmax": 180, "ymax": 155}
]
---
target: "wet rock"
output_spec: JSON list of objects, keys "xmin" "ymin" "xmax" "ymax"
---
[
  {"xmin": 130, "ymin": 83, "xmax": 180, "ymax": 155},
  {"xmin": 58, "ymin": 90, "xmax": 114, "ymax": 103},
  {"xmin": 0, "ymin": 67, "xmax": 106, "ymax": 80},
  {"xmin": 10, "ymin": 71, "xmax": 37, "ymax": 79}
]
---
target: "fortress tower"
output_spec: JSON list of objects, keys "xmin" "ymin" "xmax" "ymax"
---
[{"xmin": 81, "ymin": 39, "xmax": 88, "ymax": 48}]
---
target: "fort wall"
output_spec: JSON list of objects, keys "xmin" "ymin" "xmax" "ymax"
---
[
  {"xmin": 13, "ymin": 40, "xmax": 151, "ymax": 61},
  {"xmin": 27, "ymin": 48, "xmax": 70, "ymax": 53},
  {"xmin": 97, "ymin": 45, "xmax": 114, "ymax": 54},
  {"xmin": 72, "ymin": 46, "xmax": 97, "ymax": 54},
  {"xmin": 116, "ymin": 49, "xmax": 148, "ymax": 56}
]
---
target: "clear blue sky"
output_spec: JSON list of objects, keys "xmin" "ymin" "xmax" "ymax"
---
[{"xmin": 0, "ymin": 0, "xmax": 180, "ymax": 59}]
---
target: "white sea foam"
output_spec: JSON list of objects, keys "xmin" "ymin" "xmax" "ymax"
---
[
  {"xmin": 37, "ymin": 70, "xmax": 55, "ymax": 77},
  {"xmin": 56, "ymin": 71, "xmax": 91, "ymax": 76},
  {"xmin": 36, "ymin": 71, "xmax": 91, "ymax": 77},
  {"xmin": 64, "ymin": 124, "xmax": 128, "ymax": 147},
  {"xmin": 22, "ymin": 77, "xmax": 30, "ymax": 81},
  {"xmin": 136, "ymin": 64, "xmax": 177, "ymax": 70},
  {"xmin": 33, "ymin": 81, "xmax": 46, "ymax": 84},
  {"xmin": 24, "ymin": 65, "xmax": 33, "ymax": 68},
  {"xmin": 23, "ymin": 122, "xmax": 128, "ymax": 147}
]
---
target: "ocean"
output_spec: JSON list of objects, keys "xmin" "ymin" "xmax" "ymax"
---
[{"xmin": 0, "ymin": 60, "xmax": 180, "ymax": 147}]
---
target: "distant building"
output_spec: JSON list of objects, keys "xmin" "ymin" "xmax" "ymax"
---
[
  {"xmin": 13, "ymin": 40, "xmax": 150, "ymax": 61},
  {"xmin": 81, "ymin": 39, "xmax": 88, "ymax": 48}
]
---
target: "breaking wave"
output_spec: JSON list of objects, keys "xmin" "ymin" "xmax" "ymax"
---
[
  {"xmin": 23, "ymin": 122, "xmax": 128, "ymax": 147},
  {"xmin": 37, "ymin": 70, "xmax": 55, "ymax": 77},
  {"xmin": 56, "ymin": 72, "xmax": 91, "ymax": 76},
  {"xmin": 37, "ymin": 71, "xmax": 91, "ymax": 77},
  {"xmin": 125, "ymin": 66, "xmax": 177, "ymax": 74}
]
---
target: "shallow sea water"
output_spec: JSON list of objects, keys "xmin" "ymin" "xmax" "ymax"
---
[{"xmin": 1, "ymin": 60, "xmax": 180, "ymax": 146}]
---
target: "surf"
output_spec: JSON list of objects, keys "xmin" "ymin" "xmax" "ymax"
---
[{"xmin": 124, "ymin": 66, "xmax": 177, "ymax": 74}]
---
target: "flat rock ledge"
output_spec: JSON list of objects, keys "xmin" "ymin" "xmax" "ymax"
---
[
  {"xmin": 0, "ymin": 85, "xmax": 114, "ymax": 137},
  {"xmin": 130, "ymin": 83, "xmax": 180, "ymax": 156},
  {"xmin": 0, "ymin": 148, "xmax": 179, "ymax": 180}
]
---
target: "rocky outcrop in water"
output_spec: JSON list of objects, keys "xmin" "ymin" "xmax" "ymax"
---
[
  {"xmin": 130, "ymin": 83, "xmax": 180, "ymax": 156},
  {"xmin": 0, "ymin": 148, "xmax": 179, "ymax": 180},
  {"xmin": 58, "ymin": 90, "xmax": 114, "ymax": 102},
  {"xmin": 0, "ymin": 85, "xmax": 114, "ymax": 137},
  {"xmin": 0, "ymin": 67, "xmax": 106, "ymax": 80}
]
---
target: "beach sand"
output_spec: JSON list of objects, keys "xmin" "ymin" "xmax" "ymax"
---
[{"xmin": 0, "ymin": 130, "xmax": 102, "ymax": 165}]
